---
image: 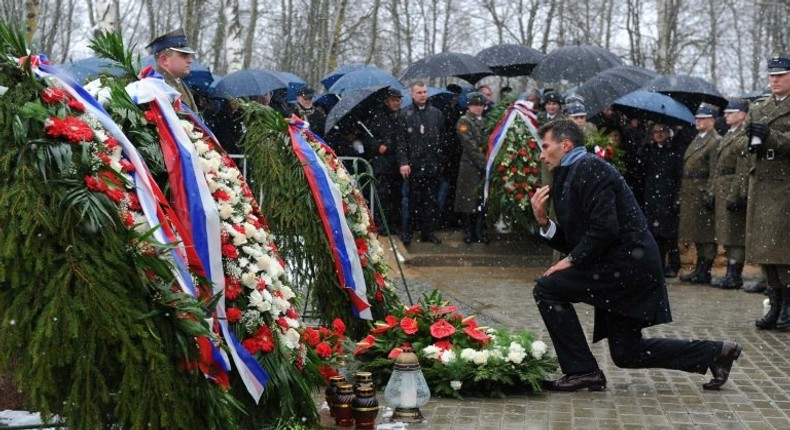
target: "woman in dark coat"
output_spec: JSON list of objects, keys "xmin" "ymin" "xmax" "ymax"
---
[{"xmin": 638, "ymin": 123, "xmax": 685, "ymax": 277}]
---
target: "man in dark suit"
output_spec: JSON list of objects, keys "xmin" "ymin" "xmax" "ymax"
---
[{"xmin": 529, "ymin": 119, "xmax": 741, "ymax": 392}]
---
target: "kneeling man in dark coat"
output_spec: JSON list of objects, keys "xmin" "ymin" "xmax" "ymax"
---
[{"xmin": 530, "ymin": 119, "xmax": 741, "ymax": 391}]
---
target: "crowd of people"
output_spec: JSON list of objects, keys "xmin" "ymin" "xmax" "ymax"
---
[{"xmin": 148, "ymin": 26, "xmax": 790, "ymax": 393}]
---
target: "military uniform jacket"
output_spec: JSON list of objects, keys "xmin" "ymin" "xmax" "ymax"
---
[
  {"xmin": 157, "ymin": 67, "xmax": 197, "ymax": 111},
  {"xmin": 744, "ymin": 96, "xmax": 790, "ymax": 264},
  {"xmin": 397, "ymin": 104, "xmax": 446, "ymax": 177},
  {"xmin": 538, "ymin": 154, "xmax": 672, "ymax": 342},
  {"xmin": 453, "ymin": 111, "xmax": 487, "ymax": 213},
  {"xmin": 536, "ymin": 111, "xmax": 565, "ymax": 126},
  {"xmin": 679, "ymin": 131, "xmax": 720, "ymax": 242},
  {"xmin": 710, "ymin": 127, "xmax": 747, "ymax": 247}
]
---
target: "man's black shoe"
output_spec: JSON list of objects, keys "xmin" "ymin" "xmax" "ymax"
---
[
  {"xmin": 703, "ymin": 341, "xmax": 742, "ymax": 390},
  {"xmin": 543, "ymin": 370, "xmax": 606, "ymax": 392},
  {"xmin": 401, "ymin": 234, "xmax": 411, "ymax": 246},
  {"xmin": 420, "ymin": 234, "xmax": 441, "ymax": 244}
]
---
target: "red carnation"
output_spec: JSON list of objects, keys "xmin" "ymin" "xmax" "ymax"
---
[
  {"xmin": 355, "ymin": 238, "xmax": 368, "ymax": 256},
  {"xmin": 375, "ymin": 289, "xmax": 384, "ymax": 302},
  {"xmin": 318, "ymin": 364, "xmax": 339, "ymax": 382},
  {"xmin": 497, "ymin": 165, "xmax": 505, "ymax": 172},
  {"xmin": 528, "ymin": 140, "xmax": 537, "ymax": 149},
  {"xmin": 255, "ymin": 279, "xmax": 267, "ymax": 291},
  {"xmin": 97, "ymin": 152, "xmax": 112, "ymax": 165},
  {"xmin": 277, "ymin": 317, "xmax": 289, "ymax": 329},
  {"xmin": 429, "ymin": 319, "xmax": 457, "ymax": 339},
  {"xmin": 225, "ymin": 277, "xmax": 241, "ymax": 300},
  {"xmin": 213, "ymin": 189, "xmax": 231, "ymax": 201},
  {"xmin": 516, "ymin": 193, "xmax": 524, "ymax": 200},
  {"xmin": 46, "ymin": 116, "xmax": 94, "ymax": 143},
  {"xmin": 242, "ymin": 338, "xmax": 261, "ymax": 354},
  {"xmin": 144, "ymin": 110, "xmax": 157, "ymax": 123},
  {"xmin": 41, "ymin": 87, "xmax": 66, "ymax": 104},
  {"xmin": 248, "ymin": 215, "xmax": 261, "ymax": 229},
  {"xmin": 67, "ymin": 98, "xmax": 85, "ymax": 112},
  {"xmin": 106, "ymin": 188, "xmax": 126, "ymax": 203},
  {"xmin": 122, "ymin": 211, "xmax": 135, "ymax": 227},
  {"xmin": 332, "ymin": 318, "xmax": 346, "ymax": 336},
  {"xmin": 286, "ymin": 308, "xmax": 299, "ymax": 319},
  {"xmin": 104, "ymin": 137, "xmax": 119, "ymax": 151},
  {"xmin": 302, "ymin": 327, "xmax": 321, "ymax": 347},
  {"xmin": 120, "ymin": 160, "xmax": 135, "ymax": 173},
  {"xmin": 127, "ymin": 193, "xmax": 142, "ymax": 211},
  {"xmin": 400, "ymin": 317, "xmax": 419, "ymax": 335},
  {"xmin": 226, "ymin": 307, "xmax": 242, "ymax": 323},
  {"xmin": 255, "ymin": 325, "xmax": 275, "ymax": 353},
  {"xmin": 375, "ymin": 271, "xmax": 386, "ymax": 287},
  {"xmin": 316, "ymin": 342, "xmax": 333, "ymax": 359},
  {"xmin": 221, "ymin": 243, "xmax": 239, "ymax": 259},
  {"xmin": 233, "ymin": 224, "xmax": 246, "ymax": 235},
  {"xmin": 519, "ymin": 148, "xmax": 528, "ymax": 156},
  {"xmin": 84, "ymin": 175, "xmax": 107, "ymax": 192}
]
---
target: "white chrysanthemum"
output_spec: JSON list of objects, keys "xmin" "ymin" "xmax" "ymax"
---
[
  {"xmin": 489, "ymin": 349, "xmax": 503, "ymax": 360},
  {"xmin": 450, "ymin": 380, "xmax": 462, "ymax": 391},
  {"xmin": 254, "ymin": 253, "xmax": 272, "ymax": 271},
  {"xmin": 472, "ymin": 350, "xmax": 490, "ymax": 365},
  {"xmin": 194, "ymin": 140, "xmax": 210, "ymax": 155},
  {"xmin": 281, "ymin": 328, "xmax": 301, "ymax": 349},
  {"xmin": 439, "ymin": 349, "xmax": 457, "ymax": 363},
  {"xmin": 237, "ymin": 257, "xmax": 250, "ymax": 269},
  {"xmin": 531, "ymin": 341, "xmax": 548, "ymax": 360},
  {"xmin": 273, "ymin": 296, "xmax": 290, "ymax": 313},
  {"xmin": 506, "ymin": 351, "xmax": 526, "ymax": 364},
  {"xmin": 460, "ymin": 348, "xmax": 477, "ymax": 362},
  {"xmin": 422, "ymin": 345, "xmax": 442, "ymax": 360},
  {"xmin": 218, "ymin": 204, "xmax": 234, "ymax": 220},
  {"xmin": 508, "ymin": 342, "xmax": 526, "ymax": 354},
  {"xmin": 249, "ymin": 289, "xmax": 264, "ymax": 309}
]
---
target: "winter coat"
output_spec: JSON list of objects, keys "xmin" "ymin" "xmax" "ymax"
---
[
  {"xmin": 679, "ymin": 131, "xmax": 720, "ymax": 243},
  {"xmin": 366, "ymin": 109, "xmax": 404, "ymax": 177},
  {"xmin": 453, "ymin": 111, "xmax": 487, "ymax": 213},
  {"xmin": 711, "ymin": 128, "xmax": 748, "ymax": 247},
  {"xmin": 397, "ymin": 104, "xmax": 446, "ymax": 177},
  {"xmin": 639, "ymin": 139, "xmax": 684, "ymax": 239},
  {"xmin": 539, "ymin": 154, "xmax": 672, "ymax": 343},
  {"xmin": 744, "ymin": 96, "xmax": 790, "ymax": 264}
]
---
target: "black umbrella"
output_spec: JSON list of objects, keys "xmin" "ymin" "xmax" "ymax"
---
[
  {"xmin": 531, "ymin": 45, "xmax": 623, "ymax": 83},
  {"xmin": 324, "ymin": 86, "xmax": 390, "ymax": 135},
  {"xmin": 475, "ymin": 44, "xmax": 545, "ymax": 77},
  {"xmin": 574, "ymin": 65, "xmax": 658, "ymax": 117},
  {"xmin": 612, "ymin": 91, "xmax": 695, "ymax": 126},
  {"xmin": 400, "ymin": 52, "xmax": 493, "ymax": 84},
  {"xmin": 641, "ymin": 74, "xmax": 728, "ymax": 111}
]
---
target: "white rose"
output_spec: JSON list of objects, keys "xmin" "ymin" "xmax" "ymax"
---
[
  {"xmin": 282, "ymin": 328, "xmax": 301, "ymax": 349},
  {"xmin": 240, "ymin": 272, "xmax": 257, "ymax": 288},
  {"xmin": 249, "ymin": 290, "xmax": 264, "ymax": 309},
  {"xmin": 422, "ymin": 345, "xmax": 442, "ymax": 360},
  {"xmin": 531, "ymin": 341, "xmax": 548, "ymax": 360},
  {"xmin": 279, "ymin": 286, "xmax": 296, "ymax": 301},
  {"xmin": 195, "ymin": 140, "xmax": 210, "ymax": 155},
  {"xmin": 472, "ymin": 350, "xmax": 490, "ymax": 365},
  {"xmin": 273, "ymin": 297, "xmax": 289, "ymax": 313},
  {"xmin": 218, "ymin": 204, "xmax": 234, "ymax": 220},
  {"xmin": 198, "ymin": 157, "xmax": 213, "ymax": 173}
]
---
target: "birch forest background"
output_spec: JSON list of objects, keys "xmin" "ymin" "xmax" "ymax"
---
[{"xmin": 4, "ymin": 0, "xmax": 790, "ymax": 95}]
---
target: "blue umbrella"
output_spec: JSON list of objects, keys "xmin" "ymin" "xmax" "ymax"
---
[
  {"xmin": 57, "ymin": 57, "xmax": 126, "ymax": 82},
  {"xmin": 314, "ymin": 93, "xmax": 341, "ymax": 113},
  {"xmin": 277, "ymin": 71, "xmax": 308, "ymax": 102},
  {"xmin": 328, "ymin": 68, "xmax": 404, "ymax": 94},
  {"xmin": 612, "ymin": 91, "xmax": 695, "ymax": 126},
  {"xmin": 141, "ymin": 56, "xmax": 216, "ymax": 91},
  {"xmin": 320, "ymin": 63, "xmax": 373, "ymax": 90},
  {"xmin": 211, "ymin": 69, "xmax": 288, "ymax": 98},
  {"xmin": 325, "ymin": 85, "xmax": 391, "ymax": 134}
]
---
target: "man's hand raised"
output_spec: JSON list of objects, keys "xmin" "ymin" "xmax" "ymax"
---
[{"xmin": 530, "ymin": 185, "xmax": 551, "ymax": 229}]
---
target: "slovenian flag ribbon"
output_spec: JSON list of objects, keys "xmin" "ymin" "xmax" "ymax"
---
[
  {"xmin": 34, "ymin": 61, "xmax": 230, "ymax": 385},
  {"xmin": 127, "ymin": 68, "xmax": 269, "ymax": 402},
  {"xmin": 288, "ymin": 118, "xmax": 373, "ymax": 320},
  {"xmin": 483, "ymin": 100, "xmax": 542, "ymax": 205}
]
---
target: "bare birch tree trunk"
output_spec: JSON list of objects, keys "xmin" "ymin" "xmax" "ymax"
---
[
  {"xmin": 243, "ymin": 0, "xmax": 259, "ymax": 68},
  {"xmin": 25, "ymin": 0, "xmax": 40, "ymax": 47},
  {"xmin": 365, "ymin": 0, "xmax": 380, "ymax": 64}
]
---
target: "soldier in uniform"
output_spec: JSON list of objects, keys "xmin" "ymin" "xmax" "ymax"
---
[
  {"xmin": 710, "ymin": 99, "xmax": 750, "ymax": 289},
  {"xmin": 454, "ymin": 92, "xmax": 489, "ymax": 244},
  {"xmin": 145, "ymin": 28, "xmax": 197, "ymax": 111},
  {"xmin": 537, "ymin": 91, "xmax": 564, "ymax": 126},
  {"xmin": 679, "ymin": 103, "xmax": 721, "ymax": 285},
  {"xmin": 745, "ymin": 54, "xmax": 790, "ymax": 330},
  {"xmin": 562, "ymin": 97, "xmax": 598, "ymax": 137},
  {"xmin": 290, "ymin": 86, "xmax": 327, "ymax": 139}
]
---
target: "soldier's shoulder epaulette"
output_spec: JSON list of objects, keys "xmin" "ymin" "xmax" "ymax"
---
[{"xmin": 753, "ymin": 95, "xmax": 770, "ymax": 105}]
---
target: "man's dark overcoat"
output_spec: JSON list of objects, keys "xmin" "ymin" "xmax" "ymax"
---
[
  {"xmin": 397, "ymin": 104, "xmax": 445, "ymax": 177},
  {"xmin": 538, "ymin": 154, "xmax": 673, "ymax": 343},
  {"xmin": 639, "ymin": 139, "xmax": 684, "ymax": 239}
]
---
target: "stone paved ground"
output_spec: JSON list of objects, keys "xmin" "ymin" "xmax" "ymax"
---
[{"xmin": 318, "ymin": 230, "xmax": 790, "ymax": 430}]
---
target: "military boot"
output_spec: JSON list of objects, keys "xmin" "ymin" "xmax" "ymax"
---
[
  {"xmin": 774, "ymin": 286, "xmax": 790, "ymax": 330},
  {"xmin": 680, "ymin": 258, "xmax": 712, "ymax": 284},
  {"xmin": 756, "ymin": 287, "xmax": 782, "ymax": 330},
  {"xmin": 717, "ymin": 263, "xmax": 743, "ymax": 290}
]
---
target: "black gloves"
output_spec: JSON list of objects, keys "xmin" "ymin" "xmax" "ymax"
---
[
  {"xmin": 747, "ymin": 123, "xmax": 770, "ymax": 153},
  {"xmin": 704, "ymin": 194, "xmax": 715, "ymax": 211}
]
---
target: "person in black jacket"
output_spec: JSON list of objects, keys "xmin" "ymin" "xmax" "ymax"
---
[
  {"xmin": 366, "ymin": 89, "xmax": 405, "ymax": 235},
  {"xmin": 397, "ymin": 81, "xmax": 446, "ymax": 245},
  {"xmin": 529, "ymin": 119, "xmax": 741, "ymax": 392},
  {"xmin": 638, "ymin": 123, "xmax": 685, "ymax": 277},
  {"xmin": 290, "ymin": 87, "xmax": 327, "ymax": 139}
]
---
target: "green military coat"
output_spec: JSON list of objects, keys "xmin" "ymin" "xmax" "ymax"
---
[
  {"xmin": 679, "ymin": 131, "xmax": 720, "ymax": 243},
  {"xmin": 744, "ymin": 96, "xmax": 790, "ymax": 265},
  {"xmin": 157, "ymin": 66, "xmax": 197, "ymax": 111},
  {"xmin": 710, "ymin": 127, "xmax": 748, "ymax": 247},
  {"xmin": 454, "ymin": 111, "xmax": 487, "ymax": 214}
]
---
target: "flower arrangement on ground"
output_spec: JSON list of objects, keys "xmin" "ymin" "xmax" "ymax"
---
[
  {"xmin": 351, "ymin": 290, "xmax": 557, "ymax": 399},
  {"xmin": 302, "ymin": 318, "xmax": 348, "ymax": 382}
]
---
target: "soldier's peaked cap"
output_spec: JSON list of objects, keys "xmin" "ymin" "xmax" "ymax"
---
[
  {"xmin": 695, "ymin": 102, "xmax": 719, "ymax": 118},
  {"xmin": 146, "ymin": 28, "xmax": 195, "ymax": 55},
  {"xmin": 768, "ymin": 53, "xmax": 790, "ymax": 75}
]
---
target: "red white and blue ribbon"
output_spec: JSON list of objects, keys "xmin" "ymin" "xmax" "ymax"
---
[
  {"xmin": 483, "ymin": 100, "xmax": 541, "ymax": 205},
  {"xmin": 288, "ymin": 118, "xmax": 373, "ymax": 320},
  {"xmin": 127, "ymin": 69, "xmax": 269, "ymax": 402},
  {"xmin": 34, "ymin": 63, "xmax": 230, "ymax": 384}
]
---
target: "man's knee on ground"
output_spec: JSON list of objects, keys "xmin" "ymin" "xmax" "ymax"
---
[{"xmin": 609, "ymin": 343, "xmax": 639, "ymax": 368}]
